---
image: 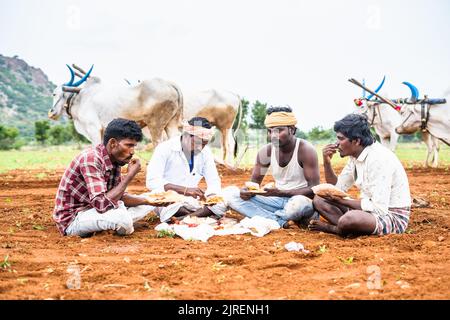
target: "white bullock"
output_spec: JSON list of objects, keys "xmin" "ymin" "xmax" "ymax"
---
[
  {"xmin": 395, "ymin": 82, "xmax": 450, "ymax": 149},
  {"xmin": 48, "ymin": 64, "xmax": 183, "ymax": 146},
  {"xmin": 354, "ymin": 78, "xmax": 441, "ymax": 167},
  {"xmin": 183, "ymin": 89, "xmax": 242, "ymax": 164}
]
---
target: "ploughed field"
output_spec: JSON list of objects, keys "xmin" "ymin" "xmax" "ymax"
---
[{"xmin": 0, "ymin": 165, "xmax": 449, "ymax": 299}]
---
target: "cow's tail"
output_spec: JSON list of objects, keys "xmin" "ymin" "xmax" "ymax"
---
[
  {"xmin": 169, "ymin": 81, "xmax": 184, "ymax": 128},
  {"xmin": 232, "ymin": 95, "xmax": 243, "ymax": 158}
]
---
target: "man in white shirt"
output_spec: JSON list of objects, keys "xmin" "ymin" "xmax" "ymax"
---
[
  {"xmin": 309, "ymin": 114, "xmax": 411, "ymax": 236},
  {"xmin": 146, "ymin": 117, "xmax": 223, "ymax": 221}
]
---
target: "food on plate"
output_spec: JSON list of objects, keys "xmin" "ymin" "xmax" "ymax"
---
[
  {"xmin": 263, "ymin": 182, "xmax": 275, "ymax": 190},
  {"xmin": 201, "ymin": 195, "xmax": 224, "ymax": 206},
  {"xmin": 244, "ymin": 181, "xmax": 267, "ymax": 193},
  {"xmin": 145, "ymin": 190, "xmax": 184, "ymax": 206},
  {"xmin": 311, "ymin": 183, "xmax": 350, "ymax": 198}
]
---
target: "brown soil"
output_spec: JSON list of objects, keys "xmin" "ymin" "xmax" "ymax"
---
[{"xmin": 0, "ymin": 165, "xmax": 449, "ymax": 300}]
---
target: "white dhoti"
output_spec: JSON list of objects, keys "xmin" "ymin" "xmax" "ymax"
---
[{"xmin": 153, "ymin": 196, "xmax": 228, "ymax": 222}]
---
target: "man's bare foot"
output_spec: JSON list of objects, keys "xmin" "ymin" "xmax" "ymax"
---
[
  {"xmin": 283, "ymin": 220, "xmax": 301, "ymax": 229},
  {"xmin": 308, "ymin": 219, "xmax": 339, "ymax": 234}
]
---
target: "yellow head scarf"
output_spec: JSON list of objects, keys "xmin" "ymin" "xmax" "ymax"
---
[{"xmin": 264, "ymin": 112, "xmax": 297, "ymax": 128}]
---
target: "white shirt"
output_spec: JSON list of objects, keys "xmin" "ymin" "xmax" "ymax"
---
[
  {"xmin": 146, "ymin": 136, "xmax": 221, "ymax": 196},
  {"xmin": 335, "ymin": 142, "xmax": 411, "ymax": 215}
]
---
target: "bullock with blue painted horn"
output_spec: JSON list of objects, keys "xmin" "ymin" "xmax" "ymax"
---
[
  {"xmin": 393, "ymin": 81, "xmax": 439, "ymax": 168},
  {"xmin": 395, "ymin": 81, "xmax": 450, "ymax": 161},
  {"xmin": 48, "ymin": 64, "xmax": 93, "ymax": 120},
  {"xmin": 48, "ymin": 63, "xmax": 184, "ymax": 150}
]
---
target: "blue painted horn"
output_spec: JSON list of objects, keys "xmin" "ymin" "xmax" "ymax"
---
[
  {"xmin": 71, "ymin": 65, "xmax": 94, "ymax": 87},
  {"xmin": 64, "ymin": 64, "xmax": 75, "ymax": 86},
  {"xmin": 367, "ymin": 75, "xmax": 386, "ymax": 100},
  {"xmin": 402, "ymin": 81, "xmax": 419, "ymax": 102}
]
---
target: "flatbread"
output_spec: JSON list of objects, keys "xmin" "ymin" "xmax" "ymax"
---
[
  {"xmin": 248, "ymin": 189, "xmax": 268, "ymax": 194},
  {"xmin": 245, "ymin": 181, "xmax": 267, "ymax": 194},
  {"xmin": 201, "ymin": 195, "xmax": 224, "ymax": 206},
  {"xmin": 311, "ymin": 183, "xmax": 350, "ymax": 198},
  {"xmin": 262, "ymin": 182, "xmax": 275, "ymax": 189},
  {"xmin": 145, "ymin": 190, "xmax": 184, "ymax": 206}
]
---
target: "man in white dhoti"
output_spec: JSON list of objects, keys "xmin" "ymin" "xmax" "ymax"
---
[{"xmin": 146, "ymin": 117, "xmax": 224, "ymax": 222}]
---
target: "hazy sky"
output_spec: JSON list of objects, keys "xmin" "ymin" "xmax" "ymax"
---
[{"xmin": 1, "ymin": 0, "xmax": 449, "ymax": 130}]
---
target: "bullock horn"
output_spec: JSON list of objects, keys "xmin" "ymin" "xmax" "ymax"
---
[
  {"xmin": 72, "ymin": 64, "xmax": 87, "ymax": 75},
  {"xmin": 402, "ymin": 81, "xmax": 419, "ymax": 102},
  {"xmin": 348, "ymin": 78, "xmax": 398, "ymax": 110},
  {"xmin": 367, "ymin": 75, "xmax": 386, "ymax": 100},
  {"xmin": 74, "ymin": 70, "xmax": 84, "ymax": 78},
  {"xmin": 64, "ymin": 64, "xmax": 75, "ymax": 86},
  {"xmin": 71, "ymin": 65, "xmax": 94, "ymax": 87},
  {"xmin": 62, "ymin": 86, "xmax": 81, "ymax": 93}
]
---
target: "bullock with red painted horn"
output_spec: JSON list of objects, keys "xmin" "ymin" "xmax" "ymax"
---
[
  {"xmin": 351, "ymin": 78, "xmax": 443, "ymax": 166},
  {"xmin": 352, "ymin": 76, "xmax": 404, "ymax": 152},
  {"xmin": 349, "ymin": 77, "xmax": 399, "ymax": 110}
]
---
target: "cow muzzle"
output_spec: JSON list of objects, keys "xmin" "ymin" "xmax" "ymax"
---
[{"xmin": 48, "ymin": 110, "xmax": 60, "ymax": 120}]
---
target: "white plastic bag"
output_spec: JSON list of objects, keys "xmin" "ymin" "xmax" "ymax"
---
[{"xmin": 284, "ymin": 241, "xmax": 310, "ymax": 253}]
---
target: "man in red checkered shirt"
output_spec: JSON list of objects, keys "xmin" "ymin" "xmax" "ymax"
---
[{"xmin": 53, "ymin": 118, "xmax": 154, "ymax": 237}]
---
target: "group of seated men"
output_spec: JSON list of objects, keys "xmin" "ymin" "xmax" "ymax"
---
[{"xmin": 53, "ymin": 106, "xmax": 411, "ymax": 238}]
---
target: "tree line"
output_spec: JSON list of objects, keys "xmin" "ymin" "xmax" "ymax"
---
[{"xmin": 0, "ymin": 120, "xmax": 88, "ymax": 150}]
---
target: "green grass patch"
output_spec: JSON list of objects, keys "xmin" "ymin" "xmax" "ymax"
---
[
  {"xmin": 216, "ymin": 142, "xmax": 450, "ymax": 168},
  {"xmin": 0, "ymin": 142, "xmax": 449, "ymax": 173},
  {"xmin": 156, "ymin": 229, "xmax": 176, "ymax": 238}
]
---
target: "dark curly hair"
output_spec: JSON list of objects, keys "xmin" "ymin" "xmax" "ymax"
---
[
  {"xmin": 333, "ymin": 114, "xmax": 374, "ymax": 147},
  {"xmin": 266, "ymin": 105, "xmax": 293, "ymax": 115},
  {"xmin": 103, "ymin": 118, "xmax": 143, "ymax": 145},
  {"xmin": 188, "ymin": 116, "xmax": 212, "ymax": 129}
]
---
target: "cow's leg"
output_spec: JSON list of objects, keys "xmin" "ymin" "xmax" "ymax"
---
[
  {"xmin": 146, "ymin": 126, "xmax": 163, "ymax": 149},
  {"xmin": 432, "ymin": 145, "xmax": 438, "ymax": 168},
  {"xmin": 143, "ymin": 101, "xmax": 177, "ymax": 149},
  {"xmin": 164, "ymin": 114, "xmax": 182, "ymax": 139},
  {"xmin": 73, "ymin": 120, "xmax": 91, "ymax": 145},
  {"xmin": 226, "ymin": 129, "xmax": 236, "ymax": 162},
  {"xmin": 380, "ymin": 137, "xmax": 390, "ymax": 149},
  {"xmin": 431, "ymin": 135, "xmax": 439, "ymax": 168},
  {"xmin": 220, "ymin": 128, "xmax": 228, "ymax": 163},
  {"xmin": 421, "ymin": 131, "xmax": 432, "ymax": 167},
  {"xmin": 74, "ymin": 117, "xmax": 102, "ymax": 145},
  {"xmin": 85, "ymin": 123, "xmax": 102, "ymax": 145},
  {"xmin": 388, "ymin": 131, "xmax": 399, "ymax": 151}
]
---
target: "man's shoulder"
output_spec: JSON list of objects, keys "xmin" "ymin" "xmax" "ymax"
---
[
  {"xmin": 367, "ymin": 142, "xmax": 399, "ymax": 165},
  {"xmin": 156, "ymin": 136, "xmax": 180, "ymax": 151},
  {"xmin": 258, "ymin": 143, "xmax": 272, "ymax": 154},
  {"xmin": 371, "ymin": 142, "xmax": 396, "ymax": 158},
  {"xmin": 71, "ymin": 146, "xmax": 106, "ymax": 169},
  {"xmin": 298, "ymin": 138, "xmax": 316, "ymax": 154}
]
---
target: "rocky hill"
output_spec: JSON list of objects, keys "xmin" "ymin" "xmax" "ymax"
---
[{"xmin": 0, "ymin": 54, "xmax": 56, "ymax": 137}]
